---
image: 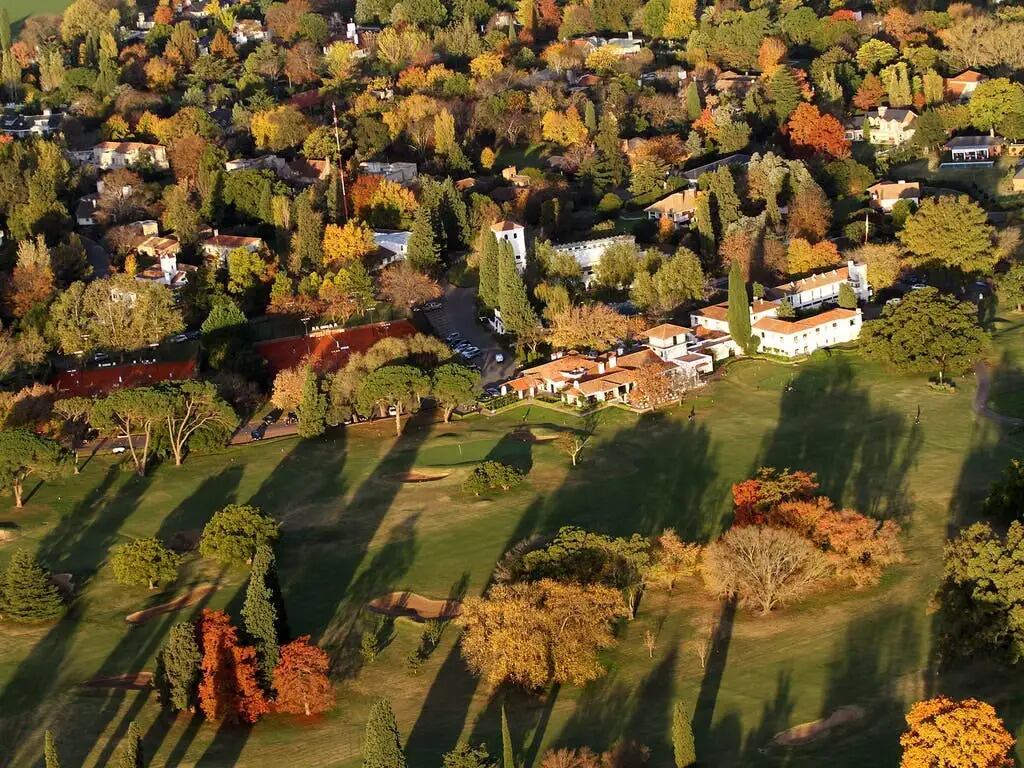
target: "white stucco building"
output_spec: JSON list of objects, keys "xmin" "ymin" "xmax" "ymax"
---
[{"xmin": 490, "ymin": 220, "xmax": 527, "ymax": 270}]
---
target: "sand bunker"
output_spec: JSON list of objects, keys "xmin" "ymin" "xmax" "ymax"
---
[
  {"xmin": 367, "ymin": 592, "xmax": 463, "ymax": 621},
  {"xmin": 82, "ymin": 672, "xmax": 153, "ymax": 690},
  {"xmin": 125, "ymin": 585, "xmax": 217, "ymax": 626},
  {"xmin": 393, "ymin": 471, "xmax": 450, "ymax": 483},
  {"xmin": 511, "ymin": 428, "xmax": 560, "ymax": 443},
  {"xmin": 772, "ymin": 706, "xmax": 865, "ymax": 746}
]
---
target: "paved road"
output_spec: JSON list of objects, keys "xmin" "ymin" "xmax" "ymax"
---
[
  {"xmin": 80, "ymin": 234, "xmax": 110, "ymax": 279},
  {"xmin": 423, "ymin": 283, "xmax": 516, "ymax": 385},
  {"xmin": 973, "ymin": 361, "xmax": 1024, "ymax": 428}
]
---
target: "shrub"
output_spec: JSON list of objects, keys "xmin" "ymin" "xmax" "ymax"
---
[{"xmin": 463, "ymin": 461, "xmax": 525, "ymax": 496}]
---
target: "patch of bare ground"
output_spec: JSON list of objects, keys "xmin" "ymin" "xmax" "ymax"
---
[
  {"xmin": 125, "ymin": 585, "xmax": 217, "ymax": 625},
  {"xmin": 392, "ymin": 470, "xmax": 451, "ymax": 483},
  {"xmin": 367, "ymin": 592, "xmax": 462, "ymax": 621},
  {"xmin": 773, "ymin": 705, "xmax": 865, "ymax": 746},
  {"xmin": 81, "ymin": 672, "xmax": 154, "ymax": 690}
]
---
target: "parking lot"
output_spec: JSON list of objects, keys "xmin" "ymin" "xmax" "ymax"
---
[{"xmin": 421, "ymin": 284, "xmax": 517, "ymax": 386}]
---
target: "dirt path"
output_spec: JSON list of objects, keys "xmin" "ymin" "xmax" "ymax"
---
[
  {"xmin": 973, "ymin": 362, "xmax": 1024, "ymax": 428},
  {"xmin": 81, "ymin": 672, "xmax": 153, "ymax": 690},
  {"xmin": 367, "ymin": 592, "xmax": 463, "ymax": 621},
  {"xmin": 125, "ymin": 585, "xmax": 217, "ymax": 625}
]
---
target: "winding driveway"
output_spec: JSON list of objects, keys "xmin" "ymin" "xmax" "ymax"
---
[{"xmin": 973, "ymin": 361, "xmax": 1024, "ymax": 428}]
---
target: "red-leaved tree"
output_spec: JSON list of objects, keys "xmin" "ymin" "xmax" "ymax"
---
[
  {"xmin": 784, "ymin": 103, "xmax": 850, "ymax": 159},
  {"xmin": 273, "ymin": 636, "xmax": 335, "ymax": 716},
  {"xmin": 731, "ymin": 467, "xmax": 819, "ymax": 526},
  {"xmin": 198, "ymin": 609, "xmax": 269, "ymax": 724}
]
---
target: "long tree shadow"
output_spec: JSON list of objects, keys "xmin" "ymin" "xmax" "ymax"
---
[
  {"xmin": 757, "ymin": 356, "xmax": 922, "ymax": 522},
  {"xmin": 692, "ymin": 596, "xmax": 737, "ymax": 760},
  {"xmin": 0, "ymin": 464, "xmax": 153, "ymax": 765}
]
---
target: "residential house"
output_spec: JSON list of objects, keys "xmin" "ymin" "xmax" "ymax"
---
[
  {"xmin": 490, "ymin": 220, "xmax": 527, "ymax": 269},
  {"xmin": 552, "ymin": 234, "xmax": 636, "ymax": 286},
  {"xmin": 135, "ymin": 235, "xmax": 181, "ymax": 260},
  {"xmin": 233, "ymin": 18, "xmax": 267, "ymax": 45},
  {"xmin": 1013, "ymin": 165, "xmax": 1024, "ymax": 193},
  {"xmin": 689, "ymin": 261, "xmax": 871, "ymax": 359},
  {"xmin": 642, "ymin": 323, "xmax": 714, "ymax": 375},
  {"xmin": 136, "ymin": 252, "xmax": 195, "ymax": 290},
  {"xmin": 944, "ymin": 135, "xmax": 1002, "ymax": 162},
  {"xmin": 357, "ymin": 161, "xmax": 418, "ymax": 185},
  {"xmin": 75, "ymin": 196, "xmax": 99, "ymax": 227},
  {"xmin": 946, "ymin": 70, "xmax": 986, "ymax": 101},
  {"xmin": 500, "ymin": 348, "xmax": 679, "ymax": 407},
  {"xmin": 373, "ymin": 230, "xmax": 411, "ymax": 267},
  {"xmin": 569, "ymin": 34, "xmax": 643, "ymax": 57},
  {"xmin": 200, "ymin": 233, "xmax": 264, "ymax": 266},
  {"xmin": 846, "ymin": 107, "xmax": 917, "ymax": 145},
  {"xmin": 0, "ymin": 110, "xmax": 62, "ymax": 138},
  {"xmin": 683, "ymin": 154, "xmax": 751, "ymax": 186},
  {"xmin": 645, "ymin": 188, "xmax": 700, "ymax": 228},
  {"xmin": 866, "ymin": 180, "xmax": 921, "ymax": 212},
  {"xmin": 714, "ymin": 70, "xmax": 757, "ymax": 97},
  {"xmin": 92, "ymin": 141, "xmax": 169, "ymax": 170}
]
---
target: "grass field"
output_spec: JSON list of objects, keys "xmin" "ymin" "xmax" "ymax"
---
[
  {"xmin": 2, "ymin": 338, "xmax": 1024, "ymax": 768},
  {"xmin": 8, "ymin": 0, "xmax": 70, "ymax": 28}
]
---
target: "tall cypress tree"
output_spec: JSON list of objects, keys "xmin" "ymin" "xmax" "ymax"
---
[
  {"xmin": 363, "ymin": 698, "xmax": 406, "ymax": 768},
  {"xmin": 497, "ymin": 242, "xmax": 539, "ymax": 338},
  {"xmin": 297, "ymin": 368, "xmax": 328, "ymax": 437},
  {"xmin": 406, "ymin": 207, "xmax": 441, "ymax": 272},
  {"xmin": 0, "ymin": 549, "xmax": 64, "ymax": 622},
  {"xmin": 158, "ymin": 621, "xmax": 202, "ymax": 712},
  {"xmin": 501, "ymin": 704, "xmax": 515, "ymax": 768},
  {"xmin": 44, "ymin": 729, "xmax": 60, "ymax": 768},
  {"xmin": 114, "ymin": 722, "xmax": 142, "ymax": 768},
  {"xmin": 671, "ymin": 701, "xmax": 696, "ymax": 768},
  {"xmin": 684, "ymin": 80, "xmax": 701, "ymax": 122},
  {"xmin": 242, "ymin": 544, "xmax": 280, "ymax": 687},
  {"xmin": 594, "ymin": 113, "xmax": 625, "ymax": 188},
  {"xmin": 478, "ymin": 233, "xmax": 500, "ymax": 309},
  {"xmin": 727, "ymin": 260, "xmax": 752, "ymax": 353}
]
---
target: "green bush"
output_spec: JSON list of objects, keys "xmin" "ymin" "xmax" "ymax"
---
[{"xmin": 463, "ymin": 461, "xmax": 525, "ymax": 496}]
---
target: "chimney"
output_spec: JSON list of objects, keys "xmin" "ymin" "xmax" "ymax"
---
[
  {"xmin": 877, "ymin": 105, "xmax": 887, "ymax": 118},
  {"xmin": 627, "ymin": 30, "xmax": 633, "ymax": 39},
  {"xmin": 213, "ymin": 228, "xmax": 219, "ymax": 237},
  {"xmin": 608, "ymin": 354, "xmax": 617, "ymax": 369},
  {"xmin": 597, "ymin": 362, "xmax": 606, "ymax": 374}
]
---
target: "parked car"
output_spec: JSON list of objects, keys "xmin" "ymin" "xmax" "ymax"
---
[
  {"xmin": 170, "ymin": 333, "xmax": 189, "ymax": 343},
  {"xmin": 494, "ymin": 352, "xmax": 505, "ymax": 363},
  {"xmin": 263, "ymin": 409, "xmax": 282, "ymax": 425},
  {"xmin": 461, "ymin": 348, "xmax": 481, "ymax": 360},
  {"xmin": 387, "ymin": 405, "xmax": 398, "ymax": 416},
  {"xmin": 909, "ymin": 283, "xmax": 928, "ymax": 291},
  {"xmin": 421, "ymin": 299, "xmax": 443, "ymax": 311},
  {"xmin": 886, "ymin": 297, "xmax": 902, "ymax": 307},
  {"xmin": 111, "ymin": 446, "xmax": 127, "ymax": 454},
  {"xmin": 484, "ymin": 385, "xmax": 500, "ymax": 397},
  {"xmin": 285, "ymin": 411, "xmax": 298, "ymax": 425},
  {"xmin": 250, "ymin": 424, "xmax": 267, "ymax": 441},
  {"xmin": 445, "ymin": 332, "xmax": 462, "ymax": 342}
]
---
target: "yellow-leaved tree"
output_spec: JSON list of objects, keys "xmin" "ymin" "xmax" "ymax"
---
[
  {"xmin": 323, "ymin": 221, "xmax": 376, "ymax": 265},
  {"xmin": 900, "ymin": 697, "xmax": 1014, "ymax": 768}
]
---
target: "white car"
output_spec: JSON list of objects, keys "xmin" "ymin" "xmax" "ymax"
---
[
  {"xmin": 494, "ymin": 353, "xmax": 505, "ymax": 363},
  {"xmin": 111, "ymin": 446, "xmax": 127, "ymax": 454}
]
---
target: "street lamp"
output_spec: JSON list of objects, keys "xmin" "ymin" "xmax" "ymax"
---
[{"xmin": 300, "ymin": 316, "xmax": 312, "ymax": 355}]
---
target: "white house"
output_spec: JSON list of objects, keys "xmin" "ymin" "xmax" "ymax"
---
[
  {"xmin": 0, "ymin": 109, "xmax": 62, "ymax": 138},
  {"xmin": 358, "ymin": 161, "xmax": 418, "ymax": 185},
  {"xmin": 552, "ymin": 234, "xmax": 635, "ymax": 286},
  {"xmin": 92, "ymin": 141, "xmax": 169, "ymax": 170},
  {"xmin": 233, "ymin": 18, "xmax": 267, "ymax": 45},
  {"xmin": 866, "ymin": 180, "xmax": 921, "ymax": 212},
  {"xmin": 136, "ymin": 253, "xmax": 195, "ymax": 290},
  {"xmin": 491, "ymin": 220, "xmax": 527, "ymax": 269},
  {"xmin": 689, "ymin": 261, "xmax": 871, "ymax": 359},
  {"xmin": 200, "ymin": 233, "xmax": 264, "ymax": 266},
  {"xmin": 373, "ymin": 230, "xmax": 411, "ymax": 267},
  {"xmin": 644, "ymin": 188, "xmax": 700, "ymax": 228},
  {"xmin": 945, "ymin": 135, "xmax": 1002, "ymax": 163}
]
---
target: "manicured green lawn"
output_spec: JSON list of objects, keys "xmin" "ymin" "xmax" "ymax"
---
[
  {"xmin": 8, "ymin": 0, "xmax": 69, "ymax": 28},
  {"xmin": 2, "ymin": 343, "xmax": 1023, "ymax": 768},
  {"xmin": 989, "ymin": 314, "xmax": 1024, "ymax": 418}
]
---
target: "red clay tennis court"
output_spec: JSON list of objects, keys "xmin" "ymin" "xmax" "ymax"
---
[
  {"xmin": 255, "ymin": 319, "xmax": 417, "ymax": 375},
  {"xmin": 52, "ymin": 360, "xmax": 198, "ymax": 397}
]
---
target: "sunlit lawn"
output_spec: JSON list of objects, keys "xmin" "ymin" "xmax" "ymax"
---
[{"xmin": 2, "ymin": 341, "xmax": 1023, "ymax": 768}]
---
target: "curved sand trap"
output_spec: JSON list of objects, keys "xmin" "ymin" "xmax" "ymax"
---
[
  {"xmin": 772, "ymin": 706, "xmax": 865, "ymax": 746},
  {"xmin": 82, "ymin": 672, "xmax": 154, "ymax": 690},
  {"xmin": 126, "ymin": 585, "xmax": 217, "ymax": 626},
  {"xmin": 367, "ymin": 592, "xmax": 463, "ymax": 621},
  {"xmin": 511, "ymin": 428, "xmax": 559, "ymax": 443},
  {"xmin": 0, "ymin": 526, "xmax": 17, "ymax": 543},
  {"xmin": 394, "ymin": 471, "xmax": 450, "ymax": 483}
]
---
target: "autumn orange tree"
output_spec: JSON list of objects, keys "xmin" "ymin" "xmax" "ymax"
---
[
  {"xmin": 900, "ymin": 697, "xmax": 1014, "ymax": 768},
  {"xmin": 198, "ymin": 609, "xmax": 269, "ymax": 724},
  {"xmin": 273, "ymin": 636, "xmax": 335, "ymax": 716},
  {"xmin": 784, "ymin": 103, "xmax": 850, "ymax": 159},
  {"xmin": 731, "ymin": 468, "xmax": 819, "ymax": 526}
]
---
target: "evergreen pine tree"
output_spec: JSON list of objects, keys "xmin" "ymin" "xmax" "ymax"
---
[
  {"xmin": 158, "ymin": 621, "xmax": 202, "ymax": 712},
  {"xmin": 684, "ymin": 80, "xmax": 701, "ymax": 122},
  {"xmin": 693, "ymin": 193, "xmax": 715, "ymax": 258},
  {"xmin": 297, "ymin": 368, "xmax": 328, "ymax": 437},
  {"xmin": 0, "ymin": 549, "xmax": 64, "ymax": 622},
  {"xmin": 708, "ymin": 167, "xmax": 741, "ymax": 232},
  {"xmin": 114, "ymin": 722, "xmax": 142, "ymax": 768},
  {"xmin": 242, "ymin": 544, "xmax": 280, "ymax": 687},
  {"xmin": 363, "ymin": 698, "xmax": 406, "ymax": 768},
  {"xmin": 326, "ymin": 168, "xmax": 343, "ymax": 224},
  {"xmin": 671, "ymin": 701, "xmax": 696, "ymax": 768},
  {"xmin": 727, "ymin": 260, "xmax": 753, "ymax": 353},
  {"xmin": 584, "ymin": 100, "xmax": 597, "ymax": 133},
  {"xmin": 406, "ymin": 207, "xmax": 441, "ymax": 272},
  {"xmin": 594, "ymin": 113, "xmax": 625, "ymax": 187},
  {"xmin": 501, "ymin": 704, "xmax": 515, "ymax": 768},
  {"xmin": 44, "ymin": 729, "xmax": 60, "ymax": 768},
  {"xmin": 767, "ymin": 67, "xmax": 801, "ymax": 124},
  {"xmin": 478, "ymin": 232, "xmax": 500, "ymax": 309},
  {"xmin": 497, "ymin": 242, "xmax": 539, "ymax": 338}
]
